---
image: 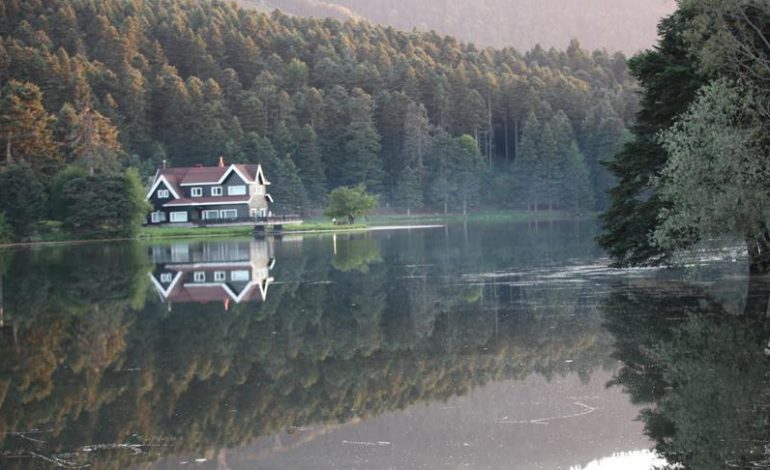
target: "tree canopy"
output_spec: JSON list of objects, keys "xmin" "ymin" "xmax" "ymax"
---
[{"xmin": 324, "ymin": 184, "xmax": 378, "ymax": 223}]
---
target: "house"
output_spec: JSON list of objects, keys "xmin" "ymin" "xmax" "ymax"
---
[
  {"xmin": 146, "ymin": 158, "xmax": 273, "ymax": 225},
  {"xmin": 149, "ymin": 239, "xmax": 275, "ymax": 307}
]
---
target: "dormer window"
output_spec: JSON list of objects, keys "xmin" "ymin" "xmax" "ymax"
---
[
  {"xmin": 157, "ymin": 189, "xmax": 169, "ymax": 199},
  {"xmin": 191, "ymin": 187, "xmax": 203, "ymax": 197},
  {"xmin": 212, "ymin": 186, "xmax": 223, "ymax": 196}
]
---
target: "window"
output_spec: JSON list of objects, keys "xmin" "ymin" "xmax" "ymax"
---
[
  {"xmin": 170, "ymin": 211, "xmax": 188, "ymax": 223},
  {"xmin": 231, "ymin": 270, "xmax": 250, "ymax": 282},
  {"xmin": 193, "ymin": 272, "xmax": 206, "ymax": 282},
  {"xmin": 191, "ymin": 187, "xmax": 203, "ymax": 197},
  {"xmin": 202, "ymin": 210, "xmax": 219, "ymax": 220},
  {"xmin": 157, "ymin": 189, "xmax": 170, "ymax": 199},
  {"xmin": 228, "ymin": 185, "xmax": 247, "ymax": 196},
  {"xmin": 212, "ymin": 186, "xmax": 223, "ymax": 196},
  {"xmin": 214, "ymin": 271, "xmax": 226, "ymax": 282},
  {"xmin": 160, "ymin": 273, "xmax": 173, "ymax": 283},
  {"xmin": 151, "ymin": 211, "xmax": 166, "ymax": 223},
  {"xmin": 220, "ymin": 209, "xmax": 238, "ymax": 219}
]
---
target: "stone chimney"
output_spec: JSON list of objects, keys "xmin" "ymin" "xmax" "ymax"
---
[{"xmin": 218, "ymin": 156, "xmax": 225, "ymax": 167}]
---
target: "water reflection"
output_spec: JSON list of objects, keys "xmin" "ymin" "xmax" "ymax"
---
[
  {"xmin": 604, "ymin": 276, "xmax": 770, "ymax": 470},
  {"xmin": 0, "ymin": 224, "xmax": 626, "ymax": 469},
  {"xmin": 149, "ymin": 240, "xmax": 275, "ymax": 307}
]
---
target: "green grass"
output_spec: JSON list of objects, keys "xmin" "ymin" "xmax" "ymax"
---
[
  {"xmin": 365, "ymin": 209, "xmax": 587, "ymax": 225},
  {"xmin": 138, "ymin": 221, "xmax": 369, "ymax": 240}
]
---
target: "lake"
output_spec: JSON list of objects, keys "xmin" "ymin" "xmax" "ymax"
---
[{"xmin": 0, "ymin": 220, "xmax": 768, "ymax": 469}]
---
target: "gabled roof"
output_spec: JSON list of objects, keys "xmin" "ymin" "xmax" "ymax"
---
[{"xmin": 146, "ymin": 163, "xmax": 270, "ymax": 200}]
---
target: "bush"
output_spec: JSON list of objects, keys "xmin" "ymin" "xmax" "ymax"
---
[
  {"xmin": 0, "ymin": 163, "xmax": 47, "ymax": 240},
  {"xmin": 324, "ymin": 185, "xmax": 377, "ymax": 224},
  {"xmin": 60, "ymin": 168, "xmax": 150, "ymax": 239}
]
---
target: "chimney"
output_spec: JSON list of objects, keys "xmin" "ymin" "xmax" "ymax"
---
[
  {"xmin": 162, "ymin": 159, "xmax": 167, "ymax": 169},
  {"xmin": 218, "ymin": 156, "xmax": 225, "ymax": 167}
]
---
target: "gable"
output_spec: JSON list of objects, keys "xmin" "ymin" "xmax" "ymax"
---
[{"xmin": 146, "ymin": 174, "xmax": 181, "ymax": 200}]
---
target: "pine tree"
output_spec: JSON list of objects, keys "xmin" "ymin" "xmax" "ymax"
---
[
  {"xmin": 561, "ymin": 142, "xmax": 594, "ymax": 214},
  {"xmin": 293, "ymin": 125, "xmax": 327, "ymax": 207},
  {"xmin": 270, "ymin": 155, "xmax": 309, "ymax": 215},
  {"xmin": 343, "ymin": 88, "xmax": 383, "ymax": 192},
  {"xmin": 0, "ymin": 80, "xmax": 61, "ymax": 173},
  {"xmin": 511, "ymin": 112, "xmax": 540, "ymax": 210},
  {"xmin": 598, "ymin": 9, "xmax": 704, "ymax": 266}
]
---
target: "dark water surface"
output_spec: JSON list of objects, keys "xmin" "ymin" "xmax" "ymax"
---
[{"xmin": 0, "ymin": 221, "xmax": 768, "ymax": 469}]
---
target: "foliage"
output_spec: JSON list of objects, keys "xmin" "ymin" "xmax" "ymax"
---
[
  {"xmin": 654, "ymin": 80, "xmax": 770, "ymax": 261},
  {"xmin": 598, "ymin": 8, "xmax": 705, "ymax": 267},
  {"xmin": 0, "ymin": 80, "xmax": 61, "ymax": 173},
  {"xmin": 324, "ymin": 184, "xmax": 378, "ymax": 224},
  {"xmin": 59, "ymin": 169, "xmax": 150, "ymax": 239},
  {"xmin": 601, "ymin": 0, "xmax": 770, "ymax": 271},
  {"xmin": 0, "ymin": 163, "xmax": 47, "ymax": 240},
  {"xmin": 0, "ymin": 213, "xmax": 11, "ymax": 244},
  {"xmin": 0, "ymin": 0, "xmax": 633, "ymax": 217}
]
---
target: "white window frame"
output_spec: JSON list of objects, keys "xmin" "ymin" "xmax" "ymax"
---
[
  {"xmin": 157, "ymin": 189, "xmax": 170, "ymax": 199},
  {"xmin": 202, "ymin": 210, "xmax": 220, "ymax": 220},
  {"xmin": 191, "ymin": 187, "xmax": 203, "ymax": 197},
  {"xmin": 227, "ymin": 185, "xmax": 247, "ymax": 196},
  {"xmin": 151, "ymin": 211, "xmax": 166, "ymax": 223},
  {"xmin": 170, "ymin": 211, "xmax": 188, "ymax": 223},
  {"xmin": 160, "ymin": 273, "xmax": 173, "ymax": 283},
  {"xmin": 193, "ymin": 272, "xmax": 206, "ymax": 282},
  {"xmin": 214, "ymin": 271, "xmax": 226, "ymax": 282},
  {"xmin": 231, "ymin": 270, "xmax": 250, "ymax": 282},
  {"xmin": 211, "ymin": 186, "xmax": 223, "ymax": 196},
  {"xmin": 220, "ymin": 209, "xmax": 238, "ymax": 219}
]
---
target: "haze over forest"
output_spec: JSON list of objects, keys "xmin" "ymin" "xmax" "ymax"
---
[{"xmin": 243, "ymin": 0, "xmax": 678, "ymax": 54}]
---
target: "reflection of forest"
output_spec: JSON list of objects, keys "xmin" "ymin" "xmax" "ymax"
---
[
  {"xmin": 604, "ymin": 277, "xmax": 770, "ymax": 470},
  {"xmin": 0, "ymin": 223, "xmax": 611, "ymax": 468}
]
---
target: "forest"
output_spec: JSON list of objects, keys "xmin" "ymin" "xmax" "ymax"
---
[{"xmin": 0, "ymin": 0, "xmax": 634, "ymax": 240}]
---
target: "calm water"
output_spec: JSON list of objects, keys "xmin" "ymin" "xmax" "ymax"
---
[{"xmin": 0, "ymin": 221, "xmax": 768, "ymax": 469}]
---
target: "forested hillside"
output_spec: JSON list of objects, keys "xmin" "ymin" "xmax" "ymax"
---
[
  {"xmin": 0, "ymin": 0, "xmax": 633, "ymax": 217},
  {"xmin": 243, "ymin": 0, "xmax": 676, "ymax": 54}
]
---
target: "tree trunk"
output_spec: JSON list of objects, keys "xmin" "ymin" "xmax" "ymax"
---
[
  {"xmin": 6, "ymin": 132, "xmax": 12, "ymax": 164},
  {"xmin": 462, "ymin": 196, "xmax": 467, "ymax": 216},
  {"xmin": 503, "ymin": 113, "xmax": 510, "ymax": 163}
]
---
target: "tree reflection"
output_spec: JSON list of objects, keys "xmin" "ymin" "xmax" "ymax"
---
[
  {"xmin": 0, "ymin": 225, "xmax": 610, "ymax": 468},
  {"xmin": 604, "ymin": 277, "xmax": 770, "ymax": 470}
]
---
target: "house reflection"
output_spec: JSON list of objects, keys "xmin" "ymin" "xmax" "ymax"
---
[{"xmin": 149, "ymin": 239, "xmax": 275, "ymax": 308}]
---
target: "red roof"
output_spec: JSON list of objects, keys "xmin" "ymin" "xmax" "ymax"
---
[{"xmin": 156, "ymin": 164, "xmax": 264, "ymax": 189}]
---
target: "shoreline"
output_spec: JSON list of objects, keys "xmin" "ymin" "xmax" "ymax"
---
[
  {"xmin": 0, "ymin": 210, "xmax": 589, "ymax": 249},
  {"xmin": 0, "ymin": 223, "xmax": 447, "ymax": 249}
]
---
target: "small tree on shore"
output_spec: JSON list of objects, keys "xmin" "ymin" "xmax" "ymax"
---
[{"xmin": 324, "ymin": 184, "xmax": 377, "ymax": 224}]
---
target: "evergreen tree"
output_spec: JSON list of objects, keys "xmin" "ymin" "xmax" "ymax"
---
[
  {"xmin": 561, "ymin": 141, "xmax": 594, "ymax": 215},
  {"xmin": 269, "ymin": 155, "xmax": 309, "ymax": 215},
  {"xmin": 0, "ymin": 163, "xmax": 46, "ymax": 240},
  {"xmin": 598, "ymin": 8, "xmax": 705, "ymax": 266},
  {"xmin": 343, "ymin": 88, "xmax": 383, "ymax": 192},
  {"xmin": 0, "ymin": 81, "xmax": 61, "ymax": 173},
  {"xmin": 293, "ymin": 124, "xmax": 327, "ymax": 207}
]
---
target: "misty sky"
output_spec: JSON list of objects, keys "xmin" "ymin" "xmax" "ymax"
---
[{"xmin": 254, "ymin": 0, "xmax": 679, "ymax": 53}]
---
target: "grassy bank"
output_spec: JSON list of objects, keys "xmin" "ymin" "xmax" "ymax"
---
[
  {"xmin": 138, "ymin": 222, "xmax": 368, "ymax": 239},
  {"xmin": 3, "ymin": 210, "xmax": 583, "ymax": 247},
  {"xmin": 365, "ymin": 209, "xmax": 586, "ymax": 225}
]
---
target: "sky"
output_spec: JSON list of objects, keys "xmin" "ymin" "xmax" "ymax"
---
[{"xmin": 249, "ymin": 0, "xmax": 679, "ymax": 54}]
